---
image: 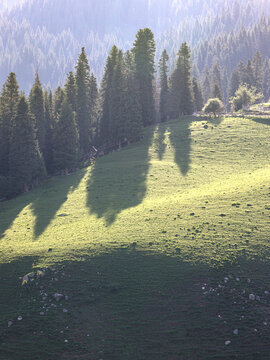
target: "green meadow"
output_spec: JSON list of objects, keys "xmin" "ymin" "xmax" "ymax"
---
[{"xmin": 1, "ymin": 116, "xmax": 270, "ymax": 359}]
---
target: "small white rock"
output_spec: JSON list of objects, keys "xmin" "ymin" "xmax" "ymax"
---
[
  {"xmin": 64, "ymin": 339, "xmax": 68, "ymax": 343},
  {"xmin": 63, "ymin": 309, "xmax": 68, "ymax": 313},
  {"xmin": 40, "ymin": 312, "xmax": 45, "ymax": 316},
  {"xmin": 249, "ymin": 294, "xmax": 256, "ymax": 301},
  {"xmin": 225, "ymin": 340, "xmax": 231, "ymax": 345},
  {"xmin": 233, "ymin": 329, "xmax": 239, "ymax": 335},
  {"xmin": 8, "ymin": 321, "xmax": 13, "ymax": 327},
  {"xmin": 17, "ymin": 316, "xmax": 22, "ymax": 321}
]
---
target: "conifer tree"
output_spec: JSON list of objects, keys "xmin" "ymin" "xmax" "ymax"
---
[
  {"xmin": 44, "ymin": 90, "xmax": 54, "ymax": 172},
  {"xmin": 75, "ymin": 47, "xmax": 91, "ymax": 154},
  {"xmin": 0, "ymin": 72, "xmax": 19, "ymax": 177},
  {"xmin": 159, "ymin": 49, "xmax": 169, "ymax": 121},
  {"xmin": 212, "ymin": 84, "xmax": 223, "ymax": 101},
  {"xmin": 9, "ymin": 95, "xmax": 45, "ymax": 193},
  {"xmin": 211, "ymin": 62, "xmax": 224, "ymax": 101},
  {"xmin": 88, "ymin": 73, "xmax": 98, "ymax": 143},
  {"xmin": 124, "ymin": 50, "xmax": 142, "ymax": 142},
  {"xmin": 64, "ymin": 71, "xmax": 77, "ymax": 112},
  {"xmin": 263, "ymin": 59, "xmax": 270, "ymax": 101},
  {"xmin": 99, "ymin": 46, "xmax": 119, "ymax": 145},
  {"xmin": 228, "ymin": 68, "xmax": 241, "ymax": 98},
  {"xmin": 53, "ymin": 86, "xmax": 64, "ymax": 118},
  {"xmin": 53, "ymin": 99, "xmax": 79, "ymax": 173},
  {"xmin": 202, "ymin": 66, "xmax": 211, "ymax": 103},
  {"xmin": 169, "ymin": 42, "xmax": 194, "ymax": 117},
  {"xmin": 29, "ymin": 73, "xmax": 45, "ymax": 154},
  {"xmin": 252, "ymin": 51, "xmax": 264, "ymax": 93},
  {"xmin": 133, "ymin": 28, "xmax": 156, "ymax": 126},
  {"xmin": 192, "ymin": 77, "xmax": 204, "ymax": 112}
]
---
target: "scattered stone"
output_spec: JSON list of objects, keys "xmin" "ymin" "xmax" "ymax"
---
[
  {"xmin": 256, "ymin": 296, "xmax": 260, "ymax": 301},
  {"xmin": 8, "ymin": 321, "xmax": 13, "ymax": 327},
  {"xmin": 249, "ymin": 294, "xmax": 256, "ymax": 301},
  {"xmin": 22, "ymin": 275, "xmax": 29, "ymax": 285},
  {"xmin": 264, "ymin": 291, "xmax": 270, "ymax": 296},
  {"xmin": 225, "ymin": 341, "xmax": 231, "ymax": 345},
  {"xmin": 17, "ymin": 316, "xmax": 22, "ymax": 321},
  {"xmin": 190, "ymin": 213, "xmax": 195, "ymax": 216},
  {"xmin": 37, "ymin": 270, "xmax": 45, "ymax": 278},
  {"xmin": 53, "ymin": 293, "xmax": 64, "ymax": 302},
  {"xmin": 204, "ymin": 125, "xmax": 208, "ymax": 129},
  {"xmin": 233, "ymin": 329, "xmax": 239, "ymax": 335},
  {"xmin": 48, "ymin": 248, "xmax": 53, "ymax": 252},
  {"xmin": 40, "ymin": 312, "xmax": 45, "ymax": 316},
  {"xmin": 63, "ymin": 309, "xmax": 68, "ymax": 313},
  {"xmin": 64, "ymin": 339, "xmax": 68, "ymax": 343}
]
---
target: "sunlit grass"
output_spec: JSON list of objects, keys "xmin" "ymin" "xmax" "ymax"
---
[{"xmin": 0, "ymin": 116, "xmax": 269, "ymax": 267}]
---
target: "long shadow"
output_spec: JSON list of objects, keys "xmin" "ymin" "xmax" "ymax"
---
[
  {"xmin": 87, "ymin": 127, "xmax": 155, "ymax": 225},
  {"xmin": 167, "ymin": 117, "xmax": 193, "ymax": 176},
  {"xmin": 31, "ymin": 170, "xmax": 86, "ymax": 238},
  {"xmin": 152, "ymin": 122, "xmax": 168, "ymax": 161},
  {"xmin": 249, "ymin": 116, "xmax": 270, "ymax": 126},
  {"xmin": 2, "ymin": 251, "xmax": 270, "ymax": 359},
  {"xmin": 0, "ymin": 194, "xmax": 31, "ymax": 240}
]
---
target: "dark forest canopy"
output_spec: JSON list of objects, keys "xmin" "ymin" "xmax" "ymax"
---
[{"xmin": 0, "ymin": 0, "xmax": 270, "ymax": 90}]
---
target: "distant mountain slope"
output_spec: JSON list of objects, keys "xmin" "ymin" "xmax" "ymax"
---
[{"xmin": 1, "ymin": 0, "xmax": 270, "ymax": 90}]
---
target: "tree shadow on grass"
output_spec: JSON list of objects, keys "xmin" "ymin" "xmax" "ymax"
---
[
  {"xmin": 0, "ymin": 194, "xmax": 30, "ymax": 240},
  {"xmin": 87, "ymin": 127, "xmax": 155, "ymax": 226},
  {"xmin": 2, "ymin": 251, "xmax": 269, "ymax": 359},
  {"xmin": 30, "ymin": 170, "xmax": 86, "ymax": 238},
  {"xmin": 249, "ymin": 116, "xmax": 270, "ymax": 126}
]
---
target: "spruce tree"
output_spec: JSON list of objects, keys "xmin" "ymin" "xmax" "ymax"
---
[
  {"xmin": 211, "ymin": 62, "xmax": 224, "ymax": 101},
  {"xmin": 53, "ymin": 99, "xmax": 79, "ymax": 173},
  {"xmin": 29, "ymin": 73, "xmax": 45, "ymax": 154},
  {"xmin": 202, "ymin": 66, "xmax": 211, "ymax": 103},
  {"xmin": 88, "ymin": 73, "xmax": 98, "ymax": 143},
  {"xmin": 64, "ymin": 71, "xmax": 77, "ymax": 112},
  {"xmin": 9, "ymin": 95, "xmax": 45, "ymax": 193},
  {"xmin": 228, "ymin": 68, "xmax": 241, "ymax": 98},
  {"xmin": 192, "ymin": 77, "xmax": 204, "ymax": 112},
  {"xmin": 252, "ymin": 51, "xmax": 264, "ymax": 93},
  {"xmin": 75, "ymin": 47, "xmax": 91, "ymax": 154},
  {"xmin": 133, "ymin": 28, "xmax": 156, "ymax": 126},
  {"xmin": 169, "ymin": 42, "xmax": 194, "ymax": 117},
  {"xmin": 159, "ymin": 50, "xmax": 169, "ymax": 122},
  {"xmin": 99, "ymin": 46, "xmax": 118, "ymax": 145},
  {"xmin": 0, "ymin": 73, "xmax": 19, "ymax": 178},
  {"xmin": 44, "ymin": 90, "xmax": 54, "ymax": 173},
  {"xmin": 124, "ymin": 50, "xmax": 142, "ymax": 142},
  {"xmin": 263, "ymin": 59, "xmax": 270, "ymax": 101},
  {"xmin": 53, "ymin": 86, "xmax": 64, "ymax": 118}
]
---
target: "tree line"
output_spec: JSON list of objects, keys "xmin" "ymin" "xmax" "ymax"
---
[{"xmin": 0, "ymin": 28, "xmax": 269, "ymax": 199}]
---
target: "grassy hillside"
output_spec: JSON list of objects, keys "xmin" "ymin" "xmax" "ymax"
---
[{"xmin": 0, "ymin": 116, "xmax": 270, "ymax": 359}]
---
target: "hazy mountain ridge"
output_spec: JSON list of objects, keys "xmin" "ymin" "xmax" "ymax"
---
[{"xmin": 1, "ymin": 0, "xmax": 270, "ymax": 90}]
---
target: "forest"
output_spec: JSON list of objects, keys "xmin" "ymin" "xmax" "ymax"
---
[{"xmin": 0, "ymin": 22, "xmax": 269, "ymax": 200}]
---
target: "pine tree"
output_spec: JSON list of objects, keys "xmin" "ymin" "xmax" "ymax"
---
[
  {"xmin": 228, "ymin": 68, "xmax": 241, "ymax": 98},
  {"xmin": 53, "ymin": 86, "xmax": 64, "ymax": 118},
  {"xmin": 75, "ymin": 47, "xmax": 91, "ymax": 154},
  {"xmin": 124, "ymin": 50, "xmax": 142, "ymax": 142},
  {"xmin": 29, "ymin": 73, "xmax": 45, "ymax": 154},
  {"xmin": 169, "ymin": 42, "xmax": 194, "ymax": 117},
  {"xmin": 0, "ymin": 73, "xmax": 19, "ymax": 177},
  {"xmin": 192, "ymin": 77, "xmax": 204, "ymax": 112},
  {"xmin": 44, "ymin": 90, "xmax": 54, "ymax": 172},
  {"xmin": 263, "ymin": 59, "xmax": 270, "ymax": 101},
  {"xmin": 212, "ymin": 84, "xmax": 223, "ymax": 101},
  {"xmin": 211, "ymin": 62, "xmax": 224, "ymax": 101},
  {"xmin": 252, "ymin": 51, "xmax": 264, "ymax": 93},
  {"xmin": 202, "ymin": 66, "xmax": 211, "ymax": 103},
  {"xmin": 64, "ymin": 71, "xmax": 77, "ymax": 112},
  {"xmin": 53, "ymin": 99, "xmax": 79, "ymax": 173},
  {"xmin": 133, "ymin": 28, "xmax": 156, "ymax": 126},
  {"xmin": 9, "ymin": 95, "xmax": 45, "ymax": 193},
  {"xmin": 88, "ymin": 73, "xmax": 98, "ymax": 143},
  {"xmin": 159, "ymin": 49, "xmax": 169, "ymax": 122},
  {"xmin": 99, "ymin": 46, "xmax": 119, "ymax": 145}
]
